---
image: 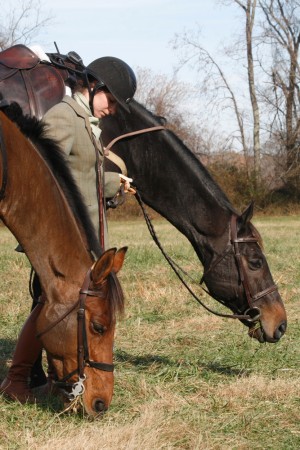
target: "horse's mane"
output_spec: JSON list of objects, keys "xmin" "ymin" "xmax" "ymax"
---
[
  {"xmin": 1, "ymin": 102, "xmax": 101, "ymax": 257},
  {"xmin": 127, "ymin": 100, "xmax": 237, "ymax": 214}
]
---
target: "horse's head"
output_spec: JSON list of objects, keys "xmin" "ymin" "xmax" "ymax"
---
[
  {"xmin": 202, "ymin": 203, "xmax": 287, "ymax": 343},
  {"xmin": 36, "ymin": 247, "xmax": 127, "ymax": 416}
]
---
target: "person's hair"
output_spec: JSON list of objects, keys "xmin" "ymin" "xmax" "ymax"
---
[{"xmin": 72, "ymin": 77, "xmax": 109, "ymax": 95}]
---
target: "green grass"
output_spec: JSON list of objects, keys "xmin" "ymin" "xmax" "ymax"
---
[{"xmin": 0, "ymin": 216, "xmax": 299, "ymax": 449}]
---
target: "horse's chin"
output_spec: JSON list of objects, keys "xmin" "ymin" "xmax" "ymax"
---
[
  {"xmin": 61, "ymin": 396, "xmax": 107, "ymax": 418},
  {"xmin": 248, "ymin": 324, "xmax": 266, "ymax": 343},
  {"xmin": 248, "ymin": 322, "xmax": 280, "ymax": 343}
]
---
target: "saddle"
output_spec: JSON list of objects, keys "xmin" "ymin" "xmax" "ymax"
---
[{"xmin": 0, "ymin": 44, "xmax": 68, "ymax": 119}]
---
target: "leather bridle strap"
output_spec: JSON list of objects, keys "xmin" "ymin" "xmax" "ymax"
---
[
  {"xmin": 0, "ymin": 122, "xmax": 8, "ymax": 201},
  {"xmin": 104, "ymin": 126, "xmax": 165, "ymax": 152},
  {"xmin": 77, "ymin": 268, "xmax": 91, "ymax": 378},
  {"xmin": 77, "ymin": 269, "xmax": 113, "ymax": 375},
  {"xmin": 92, "ymin": 132, "xmax": 105, "ymax": 250}
]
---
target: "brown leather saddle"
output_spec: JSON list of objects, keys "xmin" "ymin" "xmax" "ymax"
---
[{"xmin": 0, "ymin": 44, "xmax": 69, "ymax": 119}]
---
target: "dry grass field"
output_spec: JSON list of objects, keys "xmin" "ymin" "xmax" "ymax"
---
[{"xmin": 0, "ymin": 215, "xmax": 299, "ymax": 449}]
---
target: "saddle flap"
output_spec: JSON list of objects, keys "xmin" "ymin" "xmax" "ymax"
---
[{"xmin": 0, "ymin": 44, "xmax": 40, "ymax": 69}]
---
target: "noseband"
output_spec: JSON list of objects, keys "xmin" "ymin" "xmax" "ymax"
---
[{"xmin": 37, "ymin": 267, "xmax": 114, "ymax": 401}]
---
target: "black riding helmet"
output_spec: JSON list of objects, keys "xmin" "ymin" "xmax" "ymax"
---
[{"xmin": 86, "ymin": 56, "xmax": 136, "ymax": 113}]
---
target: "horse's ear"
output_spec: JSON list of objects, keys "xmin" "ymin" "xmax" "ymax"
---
[
  {"xmin": 113, "ymin": 247, "xmax": 127, "ymax": 274},
  {"xmin": 91, "ymin": 248, "xmax": 117, "ymax": 285},
  {"xmin": 238, "ymin": 201, "xmax": 254, "ymax": 230}
]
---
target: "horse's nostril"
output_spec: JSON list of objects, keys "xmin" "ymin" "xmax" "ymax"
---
[
  {"xmin": 93, "ymin": 399, "xmax": 107, "ymax": 413},
  {"xmin": 279, "ymin": 321, "xmax": 287, "ymax": 334},
  {"xmin": 274, "ymin": 321, "xmax": 287, "ymax": 340}
]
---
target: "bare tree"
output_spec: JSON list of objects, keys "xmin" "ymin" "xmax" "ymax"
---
[
  {"xmin": 172, "ymin": 26, "xmax": 255, "ymax": 179},
  {"xmin": 136, "ymin": 67, "xmax": 188, "ymax": 119},
  {"xmin": 136, "ymin": 66, "xmax": 241, "ymax": 164},
  {"xmin": 135, "ymin": 67, "xmax": 215, "ymax": 152},
  {"xmin": 259, "ymin": 0, "xmax": 300, "ymax": 191},
  {"xmin": 233, "ymin": 1, "xmax": 261, "ymax": 185},
  {"xmin": 0, "ymin": 0, "xmax": 53, "ymax": 50}
]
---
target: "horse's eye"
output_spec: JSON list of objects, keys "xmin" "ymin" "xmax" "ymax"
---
[
  {"xmin": 248, "ymin": 258, "xmax": 263, "ymax": 270},
  {"xmin": 92, "ymin": 322, "xmax": 106, "ymax": 335}
]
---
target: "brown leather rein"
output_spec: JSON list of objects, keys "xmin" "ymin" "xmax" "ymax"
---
[
  {"xmin": 103, "ymin": 125, "xmax": 279, "ymax": 323},
  {"xmin": 0, "ymin": 121, "xmax": 8, "ymax": 201},
  {"xmin": 103, "ymin": 125, "xmax": 165, "ymax": 153}
]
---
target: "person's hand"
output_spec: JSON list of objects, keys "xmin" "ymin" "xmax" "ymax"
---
[{"xmin": 119, "ymin": 174, "xmax": 136, "ymax": 194}]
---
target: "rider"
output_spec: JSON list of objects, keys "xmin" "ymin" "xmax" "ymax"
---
[
  {"xmin": 43, "ymin": 55, "xmax": 136, "ymax": 246},
  {"xmin": 0, "ymin": 55, "xmax": 137, "ymax": 402}
]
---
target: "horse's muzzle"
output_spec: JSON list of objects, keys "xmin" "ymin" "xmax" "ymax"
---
[{"xmin": 249, "ymin": 319, "xmax": 287, "ymax": 343}]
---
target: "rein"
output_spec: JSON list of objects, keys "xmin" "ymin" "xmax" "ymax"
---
[
  {"xmin": 0, "ymin": 122, "xmax": 8, "ymax": 201},
  {"xmin": 134, "ymin": 191, "xmax": 278, "ymax": 323},
  {"xmin": 103, "ymin": 126, "xmax": 165, "ymax": 152},
  {"xmin": 37, "ymin": 267, "xmax": 114, "ymax": 401},
  {"xmin": 102, "ymin": 123, "xmax": 263, "ymax": 322}
]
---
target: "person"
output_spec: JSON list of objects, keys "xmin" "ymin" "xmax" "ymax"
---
[
  {"xmin": 0, "ymin": 55, "xmax": 137, "ymax": 402},
  {"xmin": 43, "ymin": 55, "xmax": 136, "ymax": 246}
]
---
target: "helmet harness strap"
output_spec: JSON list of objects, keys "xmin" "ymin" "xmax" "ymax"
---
[{"xmin": 84, "ymin": 69, "xmax": 105, "ymax": 116}]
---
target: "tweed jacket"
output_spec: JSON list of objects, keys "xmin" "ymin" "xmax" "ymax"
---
[{"xmin": 42, "ymin": 95, "xmax": 120, "ymax": 241}]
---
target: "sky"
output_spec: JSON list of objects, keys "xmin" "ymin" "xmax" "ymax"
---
[
  {"xmin": 3, "ymin": 0, "xmax": 245, "ymax": 136},
  {"xmin": 26, "ymin": 0, "xmax": 241, "ymax": 86}
]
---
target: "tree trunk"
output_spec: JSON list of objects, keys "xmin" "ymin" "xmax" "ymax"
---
[{"xmin": 246, "ymin": 0, "xmax": 261, "ymax": 186}]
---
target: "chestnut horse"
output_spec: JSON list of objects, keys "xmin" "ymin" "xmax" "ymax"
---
[
  {"xmin": 101, "ymin": 100, "xmax": 287, "ymax": 343},
  {"xmin": 0, "ymin": 109, "xmax": 126, "ymax": 416}
]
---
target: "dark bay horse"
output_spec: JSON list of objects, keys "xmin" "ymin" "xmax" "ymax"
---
[
  {"xmin": 0, "ymin": 108, "xmax": 126, "ymax": 416},
  {"xmin": 101, "ymin": 100, "xmax": 287, "ymax": 344}
]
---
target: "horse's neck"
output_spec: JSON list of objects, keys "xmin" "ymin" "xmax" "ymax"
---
[
  {"xmin": 119, "ymin": 131, "xmax": 232, "ymax": 260},
  {"xmin": 0, "ymin": 113, "xmax": 91, "ymax": 296}
]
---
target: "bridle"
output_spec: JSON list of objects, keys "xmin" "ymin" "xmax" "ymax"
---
[
  {"xmin": 199, "ymin": 214, "xmax": 278, "ymax": 323},
  {"xmin": 135, "ymin": 191, "xmax": 279, "ymax": 324},
  {"xmin": 230, "ymin": 214, "xmax": 278, "ymax": 313},
  {"xmin": 37, "ymin": 267, "xmax": 114, "ymax": 401}
]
